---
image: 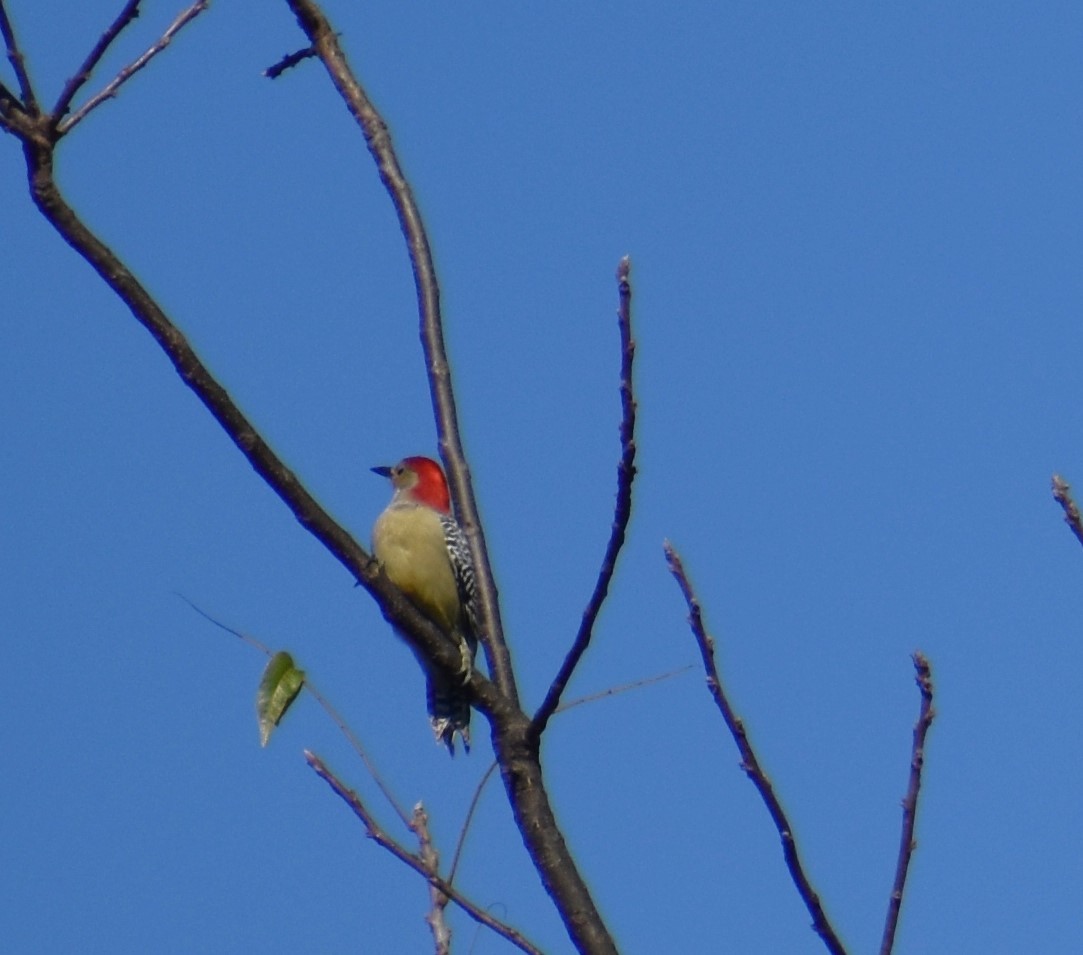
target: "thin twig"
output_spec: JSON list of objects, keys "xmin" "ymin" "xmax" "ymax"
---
[
  {"xmin": 282, "ymin": 0, "xmax": 517, "ymax": 707},
  {"xmin": 879, "ymin": 653, "xmax": 935, "ymax": 955},
  {"xmin": 306, "ymin": 751, "xmax": 544, "ymax": 955},
  {"xmin": 176, "ymin": 595, "xmax": 414, "ymax": 829},
  {"xmin": 1052, "ymin": 474, "xmax": 1083, "ymax": 548},
  {"xmin": 531, "ymin": 256, "xmax": 637, "ymax": 738},
  {"xmin": 448, "ymin": 759, "xmax": 499, "ymax": 885},
  {"xmin": 176, "ymin": 593, "xmax": 273, "ymax": 655},
  {"xmin": 302, "ymin": 679, "xmax": 414, "ymax": 829},
  {"xmin": 264, "ymin": 44, "xmax": 317, "ymax": 79},
  {"xmin": 52, "ymin": 0, "xmax": 142, "ymax": 122},
  {"xmin": 58, "ymin": 0, "xmax": 209, "ymax": 135},
  {"xmin": 556, "ymin": 665, "xmax": 692, "ymax": 715},
  {"xmin": 0, "ymin": 0, "xmax": 38, "ymax": 112},
  {"xmin": 412, "ymin": 804, "xmax": 452, "ymax": 955},
  {"xmin": 664, "ymin": 541, "xmax": 848, "ymax": 955}
]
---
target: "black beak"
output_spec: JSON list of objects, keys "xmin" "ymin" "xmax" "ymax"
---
[{"xmin": 371, "ymin": 465, "xmax": 392, "ymax": 478}]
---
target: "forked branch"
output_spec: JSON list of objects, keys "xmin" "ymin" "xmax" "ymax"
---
[
  {"xmin": 306, "ymin": 752, "xmax": 543, "ymax": 955},
  {"xmin": 412, "ymin": 804, "xmax": 452, "ymax": 955},
  {"xmin": 52, "ymin": 0, "xmax": 142, "ymax": 122},
  {"xmin": 58, "ymin": 0, "xmax": 209, "ymax": 135}
]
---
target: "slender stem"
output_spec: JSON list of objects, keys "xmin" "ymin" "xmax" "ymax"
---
[
  {"xmin": 879, "ymin": 653, "xmax": 935, "ymax": 955},
  {"xmin": 449, "ymin": 759, "xmax": 499, "ymax": 885},
  {"xmin": 532, "ymin": 256, "xmax": 637, "ymax": 739},
  {"xmin": 556, "ymin": 665, "xmax": 692, "ymax": 715},
  {"xmin": 665, "ymin": 541, "xmax": 848, "ymax": 955},
  {"xmin": 282, "ymin": 0, "xmax": 517, "ymax": 707}
]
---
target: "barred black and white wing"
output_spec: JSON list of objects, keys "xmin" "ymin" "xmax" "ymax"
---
[
  {"xmin": 427, "ymin": 513, "xmax": 479, "ymax": 754},
  {"xmin": 439, "ymin": 512, "xmax": 480, "ymax": 643}
]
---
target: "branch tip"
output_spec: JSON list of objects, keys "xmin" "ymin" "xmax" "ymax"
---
[
  {"xmin": 264, "ymin": 44, "xmax": 317, "ymax": 79},
  {"xmin": 1051, "ymin": 473, "xmax": 1083, "ymax": 548},
  {"xmin": 531, "ymin": 256, "xmax": 639, "ymax": 736},
  {"xmin": 0, "ymin": 0, "xmax": 39, "ymax": 112},
  {"xmin": 879, "ymin": 653, "xmax": 936, "ymax": 955}
]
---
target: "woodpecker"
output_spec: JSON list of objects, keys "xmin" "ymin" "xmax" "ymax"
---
[{"xmin": 371, "ymin": 455, "xmax": 479, "ymax": 754}]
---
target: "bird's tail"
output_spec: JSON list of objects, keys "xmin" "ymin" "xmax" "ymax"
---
[
  {"xmin": 427, "ymin": 627, "xmax": 477, "ymax": 755},
  {"xmin": 427, "ymin": 672, "xmax": 471, "ymax": 755}
]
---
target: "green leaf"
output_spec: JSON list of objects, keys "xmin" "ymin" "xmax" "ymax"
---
[{"xmin": 257, "ymin": 651, "xmax": 305, "ymax": 747}]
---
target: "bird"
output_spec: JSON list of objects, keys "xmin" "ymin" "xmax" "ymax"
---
[{"xmin": 371, "ymin": 455, "xmax": 479, "ymax": 754}]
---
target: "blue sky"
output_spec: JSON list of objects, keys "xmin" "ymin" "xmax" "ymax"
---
[{"xmin": 4, "ymin": 2, "xmax": 1083, "ymax": 952}]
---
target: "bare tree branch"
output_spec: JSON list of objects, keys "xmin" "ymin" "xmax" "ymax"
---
[
  {"xmin": 57, "ymin": 0, "xmax": 209, "ymax": 135},
  {"xmin": 52, "ymin": 0, "xmax": 142, "ymax": 122},
  {"xmin": 412, "ymin": 804, "xmax": 452, "ymax": 955},
  {"xmin": 282, "ymin": 0, "xmax": 517, "ymax": 707},
  {"xmin": 879, "ymin": 652, "xmax": 935, "ymax": 955},
  {"xmin": 264, "ymin": 44, "xmax": 317, "ymax": 79},
  {"xmin": 306, "ymin": 751, "xmax": 544, "ymax": 955},
  {"xmin": 0, "ymin": 0, "xmax": 37, "ymax": 112},
  {"xmin": 532, "ymin": 256, "xmax": 637, "ymax": 738},
  {"xmin": 1052, "ymin": 474, "xmax": 1083, "ymax": 548},
  {"xmin": 664, "ymin": 541, "xmax": 848, "ymax": 955}
]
